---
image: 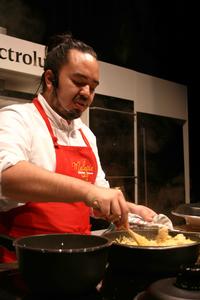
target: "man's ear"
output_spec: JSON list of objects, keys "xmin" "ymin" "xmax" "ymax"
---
[{"xmin": 44, "ymin": 69, "xmax": 57, "ymax": 89}]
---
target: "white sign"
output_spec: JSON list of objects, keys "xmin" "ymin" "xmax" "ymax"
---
[{"xmin": 0, "ymin": 33, "xmax": 45, "ymax": 76}]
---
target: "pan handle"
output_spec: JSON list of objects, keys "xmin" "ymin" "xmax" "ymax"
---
[{"xmin": 0, "ymin": 234, "xmax": 15, "ymax": 251}]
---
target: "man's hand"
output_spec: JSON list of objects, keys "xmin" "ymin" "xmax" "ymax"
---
[
  {"xmin": 127, "ymin": 202, "xmax": 157, "ymax": 222},
  {"xmin": 85, "ymin": 186, "xmax": 129, "ymax": 227}
]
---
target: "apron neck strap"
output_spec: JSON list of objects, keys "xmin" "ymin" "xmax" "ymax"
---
[{"xmin": 33, "ymin": 98, "xmax": 58, "ymax": 146}]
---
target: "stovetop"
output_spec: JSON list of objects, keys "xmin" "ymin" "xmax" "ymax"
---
[
  {"xmin": 0, "ymin": 264, "xmax": 159, "ymax": 300},
  {"xmin": 0, "ymin": 268, "xmax": 103, "ymax": 300},
  {"xmin": 0, "ymin": 264, "xmax": 166, "ymax": 300}
]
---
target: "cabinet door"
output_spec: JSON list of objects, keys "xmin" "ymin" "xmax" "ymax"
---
[
  {"xmin": 89, "ymin": 94, "xmax": 135, "ymax": 202},
  {"xmin": 137, "ymin": 112, "xmax": 185, "ymax": 223}
]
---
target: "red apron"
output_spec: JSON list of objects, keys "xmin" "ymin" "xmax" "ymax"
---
[{"xmin": 0, "ymin": 98, "xmax": 98, "ymax": 262}]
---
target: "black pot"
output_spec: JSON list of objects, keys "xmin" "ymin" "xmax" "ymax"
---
[
  {"xmin": 1, "ymin": 233, "xmax": 111, "ymax": 295},
  {"xmin": 103, "ymin": 228, "xmax": 200, "ymax": 278}
]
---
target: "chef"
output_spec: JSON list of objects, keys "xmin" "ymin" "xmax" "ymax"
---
[{"xmin": 0, "ymin": 33, "xmax": 156, "ymax": 262}]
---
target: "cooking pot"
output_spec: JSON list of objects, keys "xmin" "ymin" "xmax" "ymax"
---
[
  {"xmin": 103, "ymin": 228, "xmax": 200, "ymax": 277},
  {"xmin": 172, "ymin": 203, "xmax": 200, "ymax": 229},
  {"xmin": 0, "ymin": 233, "xmax": 111, "ymax": 295}
]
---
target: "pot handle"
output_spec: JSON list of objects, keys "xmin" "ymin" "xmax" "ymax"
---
[{"xmin": 0, "ymin": 234, "xmax": 15, "ymax": 251}]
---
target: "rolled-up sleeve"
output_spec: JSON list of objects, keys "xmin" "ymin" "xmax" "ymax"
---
[
  {"xmin": 0, "ymin": 108, "xmax": 31, "ymax": 202},
  {"xmin": 0, "ymin": 108, "xmax": 31, "ymax": 175}
]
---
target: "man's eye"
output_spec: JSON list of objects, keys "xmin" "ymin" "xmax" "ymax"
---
[
  {"xmin": 90, "ymin": 87, "xmax": 96, "ymax": 93},
  {"xmin": 74, "ymin": 80, "xmax": 96, "ymax": 93},
  {"xmin": 74, "ymin": 81, "xmax": 84, "ymax": 86}
]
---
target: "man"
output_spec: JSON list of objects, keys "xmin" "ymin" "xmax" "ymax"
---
[{"xmin": 0, "ymin": 34, "xmax": 156, "ymax": 261}]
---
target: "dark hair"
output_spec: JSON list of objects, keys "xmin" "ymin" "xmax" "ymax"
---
[{"xmin": 41, "ymin": 33, "xmax": 97, "ymax": 90}]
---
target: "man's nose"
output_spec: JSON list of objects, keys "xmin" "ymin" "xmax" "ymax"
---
[{"xmin": 80, "ymin": 85, "xmax": 91, "ymax": 96}]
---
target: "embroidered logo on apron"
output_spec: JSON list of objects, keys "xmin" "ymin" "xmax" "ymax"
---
[{"xmin": 72, "ymin": 160, "xmax": 94, "ymax": 181}]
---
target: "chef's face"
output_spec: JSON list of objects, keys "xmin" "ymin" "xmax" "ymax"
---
[{"xmin": 45, "ymin": 49, "xmax": 99, "ymax": 121}]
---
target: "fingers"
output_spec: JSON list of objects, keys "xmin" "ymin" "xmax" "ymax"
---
[
  {"xmin": 115, "ymin": 190, "xmax": 129, "ymax": 225},
  {"xmin": 87, "ymin": 197, "xmax": 101, "ymax": 211},
  {"xmin": 139, "ymin": 206, "xmax": 157, "ymax": 221},
  {"xmin": 86, "ymin": 187, "xmax": 157, "ymax": 228},
  {"xmin": 128, "ymin": 202, "xmax": 157, "ymax": 221},
  {"xmin": 104, "ymin": 189, "xmax": 129, "ymax": 226},
  {"xmin": 85, "ymin": 186, "xmax": 129, "ymax": 226}
]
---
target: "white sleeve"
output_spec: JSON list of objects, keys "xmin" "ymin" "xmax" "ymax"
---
[
  {"xmin": 0, "ymin": 105, "xmax": 33, "ymax": 208},
  {"xmin": 0, "ymin": 107, "xmax": 31, "ymax": 174}
]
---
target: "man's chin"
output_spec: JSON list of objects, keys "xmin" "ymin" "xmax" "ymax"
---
[{"xmin": 62, "ymin": 109, "xmax": 82, "ymax": 121}]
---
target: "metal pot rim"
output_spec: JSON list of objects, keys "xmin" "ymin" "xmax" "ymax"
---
[{"xmin": 13, "ymin": 233, "xmax": 112, "ymax": 253}]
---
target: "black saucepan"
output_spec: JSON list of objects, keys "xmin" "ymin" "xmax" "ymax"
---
[
  {"xmin": 0, "ymin": 233, "xmax": 111, "ymax": 295},
  {"xmin": 103, "ymin": 228, "xmax": 200, "ymax": 278}
]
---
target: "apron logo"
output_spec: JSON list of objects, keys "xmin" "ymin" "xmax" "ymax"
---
[{"xmin": 72, "ymin": 160, "xmax": 94, "ymax": 181}]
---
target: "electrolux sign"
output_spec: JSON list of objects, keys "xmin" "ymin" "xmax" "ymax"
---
[{"xmin": 0, "ymin": 33, "xmax": 45, "ymax": 76}]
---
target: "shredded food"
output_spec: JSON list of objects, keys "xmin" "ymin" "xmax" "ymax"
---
[{"xmin": 115, "ymin": 227, "xmax": 196, "ymax": 247}]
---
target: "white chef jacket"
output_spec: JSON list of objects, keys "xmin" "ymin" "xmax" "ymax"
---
[{"xmin": 0, "ymin": 94, "xmax": 109, "ymax": 211}]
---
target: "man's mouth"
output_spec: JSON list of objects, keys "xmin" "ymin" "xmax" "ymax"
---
[{"xmin": 74, "ymin": 100, "xmax": 87, "ymax": 111}]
